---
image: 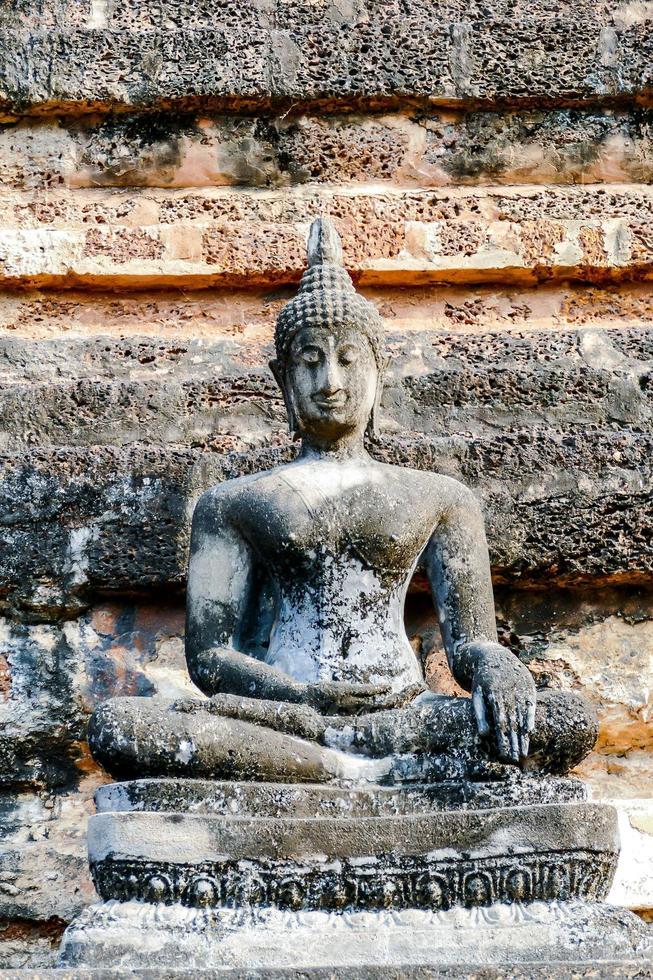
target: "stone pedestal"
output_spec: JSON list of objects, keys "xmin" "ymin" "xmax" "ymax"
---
[
  {"xmin": 60, "ymin": 900, "xmax": 653, "ymax": 972},
  {"xmin": 59, "ymin": 778, "xmax": 653, "ymax": 971}
]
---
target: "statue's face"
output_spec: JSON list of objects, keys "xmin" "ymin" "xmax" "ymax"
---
[{"xmin": 285, "ymin": 326, "xmax": 378, "ymax": 441}]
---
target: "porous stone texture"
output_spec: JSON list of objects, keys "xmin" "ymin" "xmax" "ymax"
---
[
  {"xmin": 0, "ymin": 185, "xmax": 652, "ymax": 288},
  {"xmin": 1, "ymin": 0, "xmax": 652, "ymax": 969},
  {"xmin": 0, "ymin": 11, "xmax": 652, "ymax": 117}
]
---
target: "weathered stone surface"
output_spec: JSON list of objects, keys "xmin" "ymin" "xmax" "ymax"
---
[
  {"xmin": 490, "ymin": 588, "xmax": 653, "ymax": 796},
  {"xmin": 0, "ymin": 18, "xmax": 651, "ymax": 116},
  {"xmin": 0, "ymin": 186, "xmax": 651, "ymax": 287},
  {"xmin": 1, "ymin": 0, "xmax": 652, "ymax": 32},
  {"xmin": 8, "ymin": 965, "xmax": 653, "ymax": 979},
  {"xmin": 2, "ymin": 0, "xmax": 650, "ymax": 32},
  {"xmin": 411, "ymin": 585, "xmax": 653, "ymax": 803},
  {"xmin": 3, "ymin": 110, "xmax": 653, "ymax": 192},
  {"xmin": 91, "ymin": 796, "xmax": 612, "ymax": 857},
  {"xmin": 0, "ymin": 622, "xmax": 88, "ymax": 786},
  {"xmin": 2, "ymin": 588, "xmax": 649, "ymax": 795},
  {"xmin": 3, "ymin": 321, "xmax": 653, "ymax": 386},
  {"xmin": 58, "ymin": 900, "xmax": 653, "ymax": 971},
  {"xmin": 3, "ymin": 282, "xmax": 653, "ymax": 341},
  {"xmin": 94, "ymin": 774, "xmax": 587, "ymax": 815},
  {"xmin": 0, "ymin": 919, "xmax": 65, "ymax": 972},
  {"xmin": 609, "ymin": 800, "xmax": 653, "ymax": 916},
  {"xmin": 0, "ymin": 604, "xmax": 190, "ymax": 786},
  {"xmin": 0, "ymin": 602, "xmax": 191, "ymax": 964},
  {"xmin": 1, "ymin": 323, "xmax": 652, "ymax": 449}
]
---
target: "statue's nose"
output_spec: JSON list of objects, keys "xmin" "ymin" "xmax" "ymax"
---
[{"xmin": 319, "ymin": 356, "xmax": 345, "ymax": 394}]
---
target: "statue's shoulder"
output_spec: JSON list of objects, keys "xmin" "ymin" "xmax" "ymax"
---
[
  {"xmin": 374, "ymin": 459, "xmax": 470, "ymax": 495},
  {"xmin": 372, "ymin": 460, "xmax": 479, "ymax": 519},
  {"xmin": 192, "ymin": 470, "xmax": 271, "ymax": 522}
]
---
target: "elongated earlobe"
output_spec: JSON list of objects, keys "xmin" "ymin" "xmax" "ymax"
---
[
  {"xmin": 366, "ymin": 358, "xmax": 388, "ymax": 442},
  {"xmin": 269, "ymin": 359, "xmax": 300, "ymax": 440}
]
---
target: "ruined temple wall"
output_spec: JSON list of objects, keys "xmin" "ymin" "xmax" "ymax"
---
[{"xmin": 0, "ymin": 0, "xmax": 652, "ymax": 966}]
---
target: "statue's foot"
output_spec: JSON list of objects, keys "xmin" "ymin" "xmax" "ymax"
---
[
  {"xmin": 331, "ymin": 753, "xmax": 394, "ymax": 786},
  {"xmin": 173, "ymin": 693, "xmax": 326, "ymax": 742}
]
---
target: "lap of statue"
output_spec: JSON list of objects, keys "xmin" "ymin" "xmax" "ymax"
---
[{"xmin": 89, "ymin": 685, "xmax": 598, "ymax": 787}]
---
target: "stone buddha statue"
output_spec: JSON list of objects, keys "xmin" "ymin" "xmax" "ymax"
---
[
  {"xmin": 89, "ymin": 217, "xmax": 598, "ymax": 788},
  {"xmin": 61, "ymin": 218, "xmax": 651, "ymax": 973}
]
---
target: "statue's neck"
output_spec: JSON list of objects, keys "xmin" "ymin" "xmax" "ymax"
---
[{"xmin": 299, "ymin": 432, "xmax": 371, "ymax": 462}]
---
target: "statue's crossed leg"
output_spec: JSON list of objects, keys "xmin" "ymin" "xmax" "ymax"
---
[{"xmin": 89, "ymin": 687, "xmax": 598, "ymax": 785}]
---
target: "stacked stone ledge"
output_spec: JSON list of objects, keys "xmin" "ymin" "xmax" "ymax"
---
[
  {"xmin": 59, "ymin": 776, "xmax": 651, "ymax": 970},
  {"xmin": 85, "ymin": 779, "xmax": 609, "ymax": 912}
]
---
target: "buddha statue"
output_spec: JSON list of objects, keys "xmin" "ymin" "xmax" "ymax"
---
[
  {"xmin": 88, "ymin": 217, "xmax": 598, "ymax": 788},
  {"xmin": 61, "ymin": 218, "xmax": 652, "ymax": 973}
]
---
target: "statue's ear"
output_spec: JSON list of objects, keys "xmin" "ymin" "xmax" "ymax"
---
[
  {"xmin": 367, "ymin": 356, "xmax": 388, "ymax": 442},
  {"xmin": 269, "ymin": 359, "xmax": 299, "ymax": 440},
  {"xmin": 269, "ymin": 359, "xmax": 284, "ymax": 391}
]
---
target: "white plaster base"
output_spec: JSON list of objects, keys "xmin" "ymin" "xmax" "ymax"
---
[{"xmin": 59, "ymin": 899, "xmax": 653, "ymax": 971}]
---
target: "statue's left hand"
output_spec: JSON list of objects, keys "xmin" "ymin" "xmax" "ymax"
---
[{"xmin": 466, "ymin": 642, "xmax": 537, "ymax": 764}]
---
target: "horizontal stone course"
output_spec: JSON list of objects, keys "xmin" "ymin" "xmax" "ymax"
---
[
  {"xmin": 5, "ymin": 185, "xmax": 653, "ymax": 228},
  {"xmin": 4, "ymin": 109, "xmax": 653, "ymax": 191},
  {"xmin": 2, "ymin": 0, "xmax": 652, "ymax": 31},
  {"xmin": 2, "ymin": 282, "xmax": 653, "ymax": 339},
  {"xmin": 3, "ymin": 0, "xmax": 650, "ymax": 31},
  {"xmin": 0, "ymin": 19, "xmax": 651, "ymax": 116},
  {"xmin": 0, "ymin": 429, "xmax": 650, "ymax": 617},
  {"xmin": 89, "ymin": 802, "xmax": 617, "ymax": 863},
  {"xmin": 0, "ymin": 186, "xmax": 651, "ymax": 286},
  {"xmin": 0, "ymin": 326, "xmax": 651, "ymax": 449},
  {"xmin": 94, "ymin": 776, "xmax": 587, "ymax": 816}
]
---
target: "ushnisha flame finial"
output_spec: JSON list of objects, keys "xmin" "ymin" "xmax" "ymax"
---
[
  {"xmin": 306, "ymin": 216, "xmax": 344, "ymax": 268},
  {"xmin": 274, "ymin": 216, "xmax": 385, "ymax": 370}
]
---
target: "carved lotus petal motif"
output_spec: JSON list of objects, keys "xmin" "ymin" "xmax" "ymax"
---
[{"xmin": 185, "ymin": 876, "xmax": 220, "ymax": 907}]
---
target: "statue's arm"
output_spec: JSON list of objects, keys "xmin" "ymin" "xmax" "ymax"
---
[
  {"xmin": 185, "ymin": 490, "xmax": 390, "ymax": 713},
  {"xmin": 424, "ymin": 481, "xmax": 536, "ymax": 763},
  {"xmin": 185, "ymin": 490, "xmax": 309, "ymax": 703}
]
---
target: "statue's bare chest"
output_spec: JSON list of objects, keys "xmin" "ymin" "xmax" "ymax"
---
[{"xmin": 236, "ymin": 463, "xmax": 438, "ymax": 579}]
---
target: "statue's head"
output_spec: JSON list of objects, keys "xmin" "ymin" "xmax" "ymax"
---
[{"xmin": 271, "ymin": 217, "xmax": 386, "ymax": 444}]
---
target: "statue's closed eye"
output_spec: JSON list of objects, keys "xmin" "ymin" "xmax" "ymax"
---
[
  {"xmin": 339, "ymin": 347, "xmax": 358, "ymax": 365},
  {"xmin": 300, "ymin": 348, "xmax": 321, "ymax": 365}
]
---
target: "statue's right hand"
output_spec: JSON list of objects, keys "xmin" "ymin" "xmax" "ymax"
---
[{"xmin": 306, "ymin": 680, "xmax": 391, "ymax": 714}]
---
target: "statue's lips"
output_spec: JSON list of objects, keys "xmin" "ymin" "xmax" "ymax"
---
[{"xmin": 312, "ymin": 394, "xmax": 347, "ymax": 409}]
